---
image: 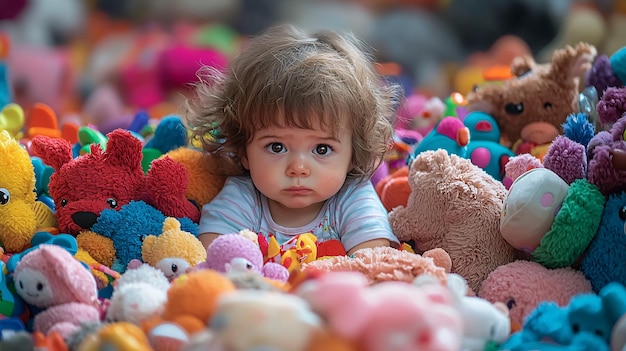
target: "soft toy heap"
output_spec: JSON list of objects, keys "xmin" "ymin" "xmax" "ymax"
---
[
  {"xmin": 29, "ymin": 128, "xmax": 200, "ymax": 236},
  {"xmin": 465, "ymin": 42, "xmax": 597, "ymax": 160}
]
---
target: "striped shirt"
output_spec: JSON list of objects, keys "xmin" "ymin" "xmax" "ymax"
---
[{"xmin": 198, "ymin": 176, "xmax": 399, "ymax": 252}]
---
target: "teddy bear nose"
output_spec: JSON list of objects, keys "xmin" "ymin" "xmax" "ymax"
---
[
  {"xmin": 505, "ymin": 102, "xmax": 524, "ymax": 115},
  {"xmin": 71, "ymin": 212, "xmax": 99, "ymax": 229}
]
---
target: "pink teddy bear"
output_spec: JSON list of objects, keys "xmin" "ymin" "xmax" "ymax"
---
[
  {"xmin": 196, "ymin": 233, "xmax": 289, "ymax": 283},
  {"xmin": 13, "ymin": 244, "xmax": 101, "ymax": 337}
]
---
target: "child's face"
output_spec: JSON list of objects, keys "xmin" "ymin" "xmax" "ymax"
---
[{"xmin": 242, "ymin": 121, "xmax": 352, "ymax": 214}]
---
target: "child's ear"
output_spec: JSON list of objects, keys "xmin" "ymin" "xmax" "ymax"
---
[{"xmin": 241, "ymin": 155, "xmax": 250, "ymax": 170}]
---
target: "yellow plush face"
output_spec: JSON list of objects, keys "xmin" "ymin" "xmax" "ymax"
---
[{"xmin": 0, "ymin": 131, "xmax": 37, "ymax": 252}]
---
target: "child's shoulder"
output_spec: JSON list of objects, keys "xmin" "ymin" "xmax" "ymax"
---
[
  {"xmin": 336, "ymin": 177, "xmax": 377, "ymax": 199},
  {"xmin": 224, "ymin": 176, "xmax": 256, "ymax": 192}
]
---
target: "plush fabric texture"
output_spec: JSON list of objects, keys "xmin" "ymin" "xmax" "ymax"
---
[
  {"xmin": 587, "ymin": 116, "xmax": 626, "ymax": 196},
  {"xmin": 90, "ymin": 200, "xmax": 198, "ymax": 272},
  {"xmin": 543, "ymin": 135, "xmax": 587, "ymax": 185},
  {"xmin": 389, "ymin": 150, "xmax": 516, "ymax": 292},
  {"xmin": 580, "ymin": 192, "xmax": 626, "ymax": 292},
  {"xmin": 13, "ymin": 244, "xmax": 100, "ymax": 337},
  {"xmin": 14, "ymin": 244, "xmax": 98, "ymax": 306},
  {"xmin": 198, "ymin": 233, "xmax": 289, "ymax": 283},
  {"xmin": 76, "ymin": 231, "xmax": 116, "ymax": 267},
  {"xmin": 532, "ymin": 179, "xmax": 605, "ymax": 269},
  {"xmin": 596, "ymin": 87, "xmax": 626, "ymax": 125},
  {"xmin": 465, "ymin": 42, "xmax": 596, "ymax": 147},
  {"xmin": 161, "ymin": 269, "xmax": 237, "ymax": 334},
  {"xmin": 30, "ymin": 129, "xmax": 200, "ymax": 236},
  {"xmin": 374, "ymin": 166, "xmax": 410, "ymax": 212},
  {"xmin": 561, "ymin": 112, "xmax": 595, "ymax": 148},
  {"xmin": 141, "ymin": 217, "xmax": 206, "ymax": 278},
  {"xmin": 165, "ymin": 147, "xmax": 227, "ymax": 208},
  {"xmin": 502, "ymin": 153, "xmax": 543, "ymax": 188},
  {"xmin": 500, "ymin": 168, "xmax": 570, "ymax": 252},
  {"xmin": 302, "ymin": 246, "xmax": 450, "ymax": 285},
  {"xmin": 0, "ymin": 130, "xmax": 37, "ymax": 252},
  {"xmin": 586, "ymin": 54, "xmax": 623, "ymax": 99},
  {"xmin": 30, "ymin": 129, "xmax": 146, "ymax": 235},
  {"xmin": 610, "ymin": 46, "xmax": 626, "ymax": 86},
  {"xmin": 479, "ymin": 260, "xmax": 593, "ymax": 329}
]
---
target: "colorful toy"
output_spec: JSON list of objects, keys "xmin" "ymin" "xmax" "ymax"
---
[
  {"xmin": 586, "ymin": 46, "xmax": 626, "ymax": 100},
  {"xmin": 0, "ymin": 103, "xmax": 24, "ymax": 140},
  {"xmin": 465, "ymin": 42, "xmax": 597, "ymax": 156},
  {"xmin": 499, "ymin": 168, "xmax": 569, "ymax": 253},
  {"xmin": 406, "ymin": 116, "xmax": 470, "ymax": 166},
  {"xmin": 586, "ymin": 114, "xmax": 626, "ymax": 196},
  {"xmin": 580, "ymin": 191, "xmax": 626, "ymax": 292},
  {"xmin": 0, "ymin": 130, "xmax": 44, "ymax": 253},
  {"xmin": 501, "ymin": 282, "xmax": 626, "ymax": 350},
  {"xmin": 395, "ymin": 93, "xmax": 445, "ymax": 136},
  {"xmin": 596, "ymin": 86, "xmax": 626, "ymax": 128},
  {"xmin": 106, "ymin": 264, "xmax": 170, "ymax": 325},
  {"xmin": 0, "ymin": 261, "xmax": 28, "ymax": 323},
  {"xmin": 89, "ymin": 200, "xmax": 198, "ymax": 273},
  {"xmin": 206, "ymin": 290, "xmax": 322, "ymax": 351},
  {"xmin": 143, "ymin": 269, "xmax": 237, "ymax": 335},
  {"xmin": 479, "ymin": 260, "xmax": 593, "ymax": 330},
  {"xmin": 295, "ymin": 271, "xmax": 464, "ymax": 351},
  {"xmin": 198, "ymin": 232, "xmax": 289, "ymax": 283},
  {"xmin": 463, "ymin": 111, "xmax": 515, "ymax": 181},
  {"xmin": 416, "ymin": 273, "xmax": 511, "ymax": 351},
  {"xmin": 164, "ymin": 146, "xmax": 227, "ymax": 209},
  {"xmin": 30, "ymin": 128, "xmax": 200, "ymax": 236},
  {"xmin": 13, "ymin": 244, "xmax": 100, "ymax": 337},
  {"xmin": 302, "ymin": 246, "xmax": 450, "ymax": 285},
  {"xmin": 141, "ymin": 217, "xmax": 206, "ymax": 281},
  {"xmin": 389, "ymin": 150, "xmax": 516, "ymax": 292}
]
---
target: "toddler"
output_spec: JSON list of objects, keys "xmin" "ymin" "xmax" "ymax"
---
[{"xmin": 184, "ymin": 24, "xmax": 401, "ymax": 256}]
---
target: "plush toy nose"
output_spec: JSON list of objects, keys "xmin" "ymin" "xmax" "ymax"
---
[
  {"xmin": 505, "ymin": 102, "xmax": 524, "ymax": 115},
  {"xmin": 71, "ymin": 212, "xmax": 99, "ymax": 229}
]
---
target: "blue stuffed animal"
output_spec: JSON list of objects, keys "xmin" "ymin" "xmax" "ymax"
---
[
  {"xmin": 580, "ymin": 191, "xmax": 626, "ymax": 292},
  {"xmin": 501, "ymin": 282, "xmax": 626, "ymax": 351},
  {"xmin": 463, "ymin": 111, "xmax": 515, "ymax": 181},
  {"xmin": 91, "ymin": 200, "xmax": 198, "ymax": 273}
]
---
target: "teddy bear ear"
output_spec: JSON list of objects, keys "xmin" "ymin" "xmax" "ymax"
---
[
  {"xmin": 103, "ymin": 129, "xmax": 143, "ymax": 170},
  {"xmin": 30, "ymin": 135, "xmax": 73, "ymax": 172},
  {"xmin": 548, "ymin": 42, "xmax": 597, "ymax": 84},
  {"xmin": 162, "ymin": 217, "xmax": 181, "ymax": 233},
  {"xmin": 510, "ymin": 55, "xmax": 536, "ymax": 77}
]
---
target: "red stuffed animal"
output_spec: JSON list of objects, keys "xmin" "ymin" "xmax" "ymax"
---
[{"xmin": 30, "ymin": 129, "xmax": 200, "ymax": 235}]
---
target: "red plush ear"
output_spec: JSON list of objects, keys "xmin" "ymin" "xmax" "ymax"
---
[
  {"xmin": 30, "ymin": 135, "xmax": 73, "ymax": 172},
  {"xmin": 103, "ymin": 129, "xmax": 143, "ymax": 170}
]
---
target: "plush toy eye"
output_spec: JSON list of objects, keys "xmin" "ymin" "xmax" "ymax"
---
[
  {"xmin": 0, "ymin": 188, "xmax": 9, "ymax": 205},
  {"xmin": 506, "ymin": 299, "xmax": 516, "ymax": 310},
  {"xmin": 619, "ymin": 206, "xmax": 626, "ymax": 221},
  {"xmin": 246, "ymin": 263, "xmax": 254, "ymax": 270},
  {"xmin": 36, "ymin": 282, "xmax": 44, "ymax": 291},
  {"xmin": 60, "ymin": 199, "xmax": 68, "ymax": 207},
  {"xmin": 572, "ymin": 324, "xmax": 580, "ymax": 333},
  {"xmin": 171, "ymin": 264, "xmax": 178, "ymax": 273},
  {"xmin": 544, "ymin": 102, "xmax": 553, "ymax": 110},
  {"xmin": 106, "ymin": 198, "xmax": 118, "ymax": 208}
]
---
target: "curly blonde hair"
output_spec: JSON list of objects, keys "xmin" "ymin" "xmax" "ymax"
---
[{"xmin": 184, "ymin": 24, "xmax": 401, "ymax": 178}]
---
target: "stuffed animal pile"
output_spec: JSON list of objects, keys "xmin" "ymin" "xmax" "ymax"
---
[{"xmin": 2, "ymin": 37, "xmax": 626, "ymax": 351}]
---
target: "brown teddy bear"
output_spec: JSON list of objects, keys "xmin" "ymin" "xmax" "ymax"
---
[
  {"xmin": 465, "ymin": 42, "xmax": 597, "ymax": 159},
  {"xmin": 388, "ymin": 150, "xmax": 517, "ymax": 292}
]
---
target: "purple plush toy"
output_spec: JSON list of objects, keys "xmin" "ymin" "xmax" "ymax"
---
[
  {"xmin": 196, "ymin": 232, "xmax": 289, "ymax": 283},
  {"xmin": 586, "ymin": 46, "xmax": 626, "ymax": 100}
]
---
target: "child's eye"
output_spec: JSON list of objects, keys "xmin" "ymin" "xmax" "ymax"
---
[
  {"xmin": 266, "ymin": 142, "xmax": 286, "ymax": 154},
  {"xmin": 313, "ymin": 144, "xmax": 333, "ymax": 156}
]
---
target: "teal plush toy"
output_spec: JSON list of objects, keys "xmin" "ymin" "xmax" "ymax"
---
[
  {"xmin": 91, "ymin": 200, "xmax": 198, "ymax": 273},
  {"xmin": 406, "ymin": 116, "xmax": 470, "ymax": 166},
  {"xmin": 502, "ymin": 282, "xmax": 626, "ymax": 351},
  {"xmin": 463, "ymin": 111, "xmax": 515, "ymax": 181},
  {"xmin": 0, "ymin": 261, "xmax": 28, "ymax": 325}
]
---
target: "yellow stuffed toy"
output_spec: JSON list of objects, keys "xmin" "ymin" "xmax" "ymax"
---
[
  {"xmin": 142, "ymin": 217, "xmax": 207, "ymax": 281},
  {"xmin": 0, "ymin": 130, "xmax": 55, "ymax": 253}
]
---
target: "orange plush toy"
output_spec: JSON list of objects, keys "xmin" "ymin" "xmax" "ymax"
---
[{"xmin": 465, "ymin": 42, "xmax": 597, "ymax": 160}]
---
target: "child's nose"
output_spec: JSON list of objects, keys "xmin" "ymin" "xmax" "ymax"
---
[{"xmin": 287, "ymin": 156, "xmax": 310, "ymax": 177}]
